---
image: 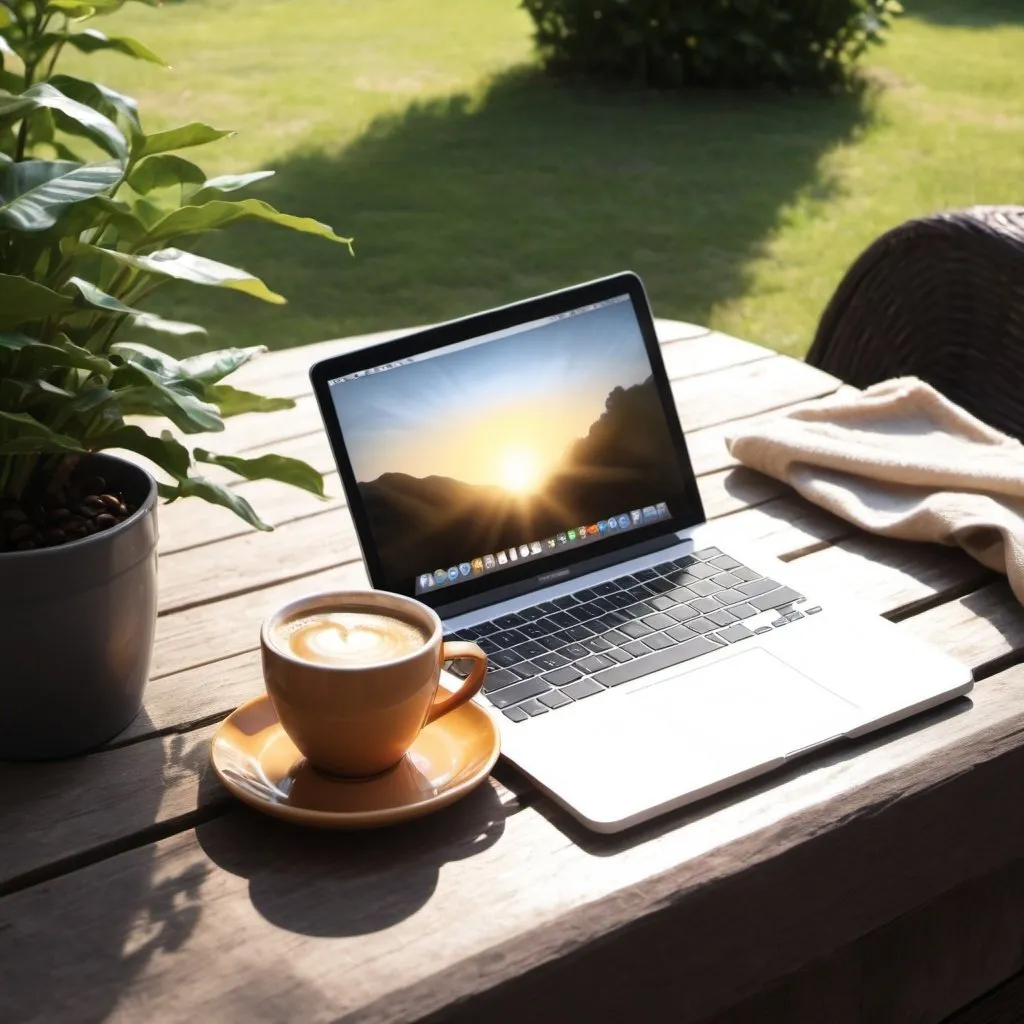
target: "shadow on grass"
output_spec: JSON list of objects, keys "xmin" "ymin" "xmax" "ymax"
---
[
  {"xmin": 911, "ymin": 0, "xmax": 1024, "ymax": 27},
  {"xmin": 153, "ymin": 67, "xmax": 876, "ymax": 357}
]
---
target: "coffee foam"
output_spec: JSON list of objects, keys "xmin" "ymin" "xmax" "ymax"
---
[{"xmin": 274, "ymin": 610, "xmax": 427, "ymax": 667}]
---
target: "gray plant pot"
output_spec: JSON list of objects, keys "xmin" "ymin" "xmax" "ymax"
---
[{"xmin": 0, "ymin": 453, "xmax": 159, "ymax": 760}]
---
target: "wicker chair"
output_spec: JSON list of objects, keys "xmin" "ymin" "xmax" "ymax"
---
[{"xmin": 805, "ymin": 206, "xmax": 1024, "ymax": 440}]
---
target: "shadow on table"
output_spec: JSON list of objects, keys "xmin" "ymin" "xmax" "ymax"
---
[
  {"xmin": 912, "ymin": 0, "xmax": 1024, "ymax": 27},
  {"xmin": 0, "ymin": 720, "xmax": 213, "ymax": 1024},
  {"xmin": 527, "ymin": 694, "xmax": 974, "ymax": 856},
  {"xmin": 153, "ymin": 65, "xmax": 876, "ymax": 360},
  {"xmin": 196, "ymin": 778, "xmax": 507, "ymax": 937}
]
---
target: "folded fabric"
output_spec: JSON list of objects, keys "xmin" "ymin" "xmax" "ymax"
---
[{"xmin": 724, "ymin": 377, "xmax": 1024, "ymax": 605}]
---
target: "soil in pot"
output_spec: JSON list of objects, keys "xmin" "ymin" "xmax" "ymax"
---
[{"xmin": 0, "ymin": 468, "xmax": 137, "ymax": 553}]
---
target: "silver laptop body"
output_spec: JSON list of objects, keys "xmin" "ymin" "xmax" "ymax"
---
[{"xmin": 310, "ymin": 273, "xmax": 973, "ymax": 833}]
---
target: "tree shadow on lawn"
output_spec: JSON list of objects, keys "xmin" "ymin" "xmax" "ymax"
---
[
  {"xmin": 155, "ymin": 67, "xmax": 875, "ymax": 357},
  {"xmin": 911, "ymin": 0, "xmax": 1024, "ymax": 27}
]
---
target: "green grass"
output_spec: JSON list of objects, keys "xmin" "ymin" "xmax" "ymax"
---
[{"xmin": 60, "ymin": 0, "xmax": 1024, "ymax": 358}]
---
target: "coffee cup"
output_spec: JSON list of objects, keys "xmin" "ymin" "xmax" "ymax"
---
[{"xmin": 260, "ymin": 589, "xmax": 487, "ymax": 777}]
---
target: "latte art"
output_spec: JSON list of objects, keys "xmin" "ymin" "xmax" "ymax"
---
[{"xmin": 276, "ymin": 611, "xmax": 427, "ymax": 666}]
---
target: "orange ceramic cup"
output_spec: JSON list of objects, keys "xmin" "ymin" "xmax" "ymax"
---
[{"xmin": 260, "ymin": 589, "xmax": 488, "ymax": 777}]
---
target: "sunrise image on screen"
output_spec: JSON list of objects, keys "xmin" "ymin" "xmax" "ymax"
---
[{"xmin": 330, "ymin": 298, "xmax": 687, "ymax": 589}]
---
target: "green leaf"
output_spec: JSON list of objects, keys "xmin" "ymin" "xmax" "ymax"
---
[
  {"xmin": 0, "ymin": 410, "xmax": 86, "ymax": 455},
  {"xmin": 145, "ymin": 198, "xmax": 353, "ymax": 247},
  {"xmin": 87, "ymin": 245, "xmax": 287, "ymax": 303},
  {"xmin": 116, "ymin": 383, "xmax": 224, "ymax": 434},
  {"xmin": 61, "ymin": 383, "xmax": 117, "ymax": 418},
  {"xmin": 203, "ymin": 384, "xmax": 294, "ymax": 417},
  {"xmin": 0, "ymin": 159, "xmax": 122, "ymax": 230},
  {"xmin": 113, "ymin": 361, "xmax": 224, "ymax": 434},
  {"xmin": 122, "ymin": 192, "xmax": 168, "ymax": 230},
  {"xmin": 48, "ymin": 74, "xmax": 141, "ymax": 136},
  {"xmin": 177, "ymin": 345, "xmax": 264, "ymax": 384},
  {"xmin": 32, "ymin": 378, "xmax": 75, "ymax": 399},
  {"xmin": 191, "ymin": 169, "xmax": 274, "ymax": 200},
  {"xmin": 65, "ymin": 194, "xmax": 146, "ymax": 244},
  {"xmin": 135, "ymin": 122, "xmax": 234, "ymax": 159},
  {"xmin": 46, "ymin": 1, "xmax": 99, "ymax": 16},
  {"xmin": 194, "ymin": 448, "xmax": 325, "ymax": 497},
  {"xmin": 0, "ymin": 83, "xmax": 128, "ymax": 161},
  {"xmin": 15, "ymin": 338, "xmax": 114, "ymax": 374},
  {"xmin": 111, "ymin": 339, "xmax": 183, "ymax": 380},
  {"xmin": 0, "ymin": 8, "xmax": 13, "ymax": 29},
  {"xmin": 130, "ymin": 311, "xmax": 207, "ymax": 337},
  {"xmin": 65, "ymin": 275, "xmax": 137, "ymax": 314},
  {"xmin": 0, "ymin": 332, "xmax": 37, "ymax": 352},
  {"xmin": 65, "ymin": 28, "xmax": 167, "ymax": 66},
  {"xmin": 157, "ymin": 475, "xmax": 270, "ymax": 530},
  {"xmin": 127, "ymin": 153, "xmax": 205, "ymax": 194},
  {"xmin": 92, "ymin": 424, "xmax": 191, "ymax": 477},
  {"xmin": 0, "ymin": 274, "xmax": 74, "ymax": 328}
]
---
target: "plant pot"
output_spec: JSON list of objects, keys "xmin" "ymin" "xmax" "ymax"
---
[{"xmin": 0, "ymin": 453, "xmax": 159, "ymax": 760}]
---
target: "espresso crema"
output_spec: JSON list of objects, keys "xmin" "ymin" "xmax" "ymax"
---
[{"xmin": 274, "ymin": 610, "xmax": 428, "ymax": 667}]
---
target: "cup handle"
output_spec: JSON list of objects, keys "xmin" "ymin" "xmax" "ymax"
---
[{"xmin": 427, "ymin": 640, "xmax": 489, "ymax": 725}]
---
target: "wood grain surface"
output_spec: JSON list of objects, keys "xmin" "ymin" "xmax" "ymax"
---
[{"xmin": 4, "ymin": 320, "xmax": 1024, "ymax": 1024}]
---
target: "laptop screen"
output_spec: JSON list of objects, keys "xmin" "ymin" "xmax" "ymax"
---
[{"xmin": 325, "ymin": 290, "xmax": 694, "ymax": 600}]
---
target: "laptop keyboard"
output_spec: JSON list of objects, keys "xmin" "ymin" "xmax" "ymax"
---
[{"xmin": 443, "ymin": 547, "xmax": 821, "ymax": 722}]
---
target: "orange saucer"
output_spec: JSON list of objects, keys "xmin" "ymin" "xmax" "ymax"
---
[{"xmin": 210, "ymin": 695, "xmax": 500, "ymax": 829}]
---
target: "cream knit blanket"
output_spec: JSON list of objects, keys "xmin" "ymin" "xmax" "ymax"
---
[{"xmin": 725, "ymin": 378, "xmax": 1024, "ymax": 604}]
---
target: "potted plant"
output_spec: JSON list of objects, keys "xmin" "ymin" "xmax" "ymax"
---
[{"xmin": 0, "ymin": 0, "xmax": 350, "ymax": 758}]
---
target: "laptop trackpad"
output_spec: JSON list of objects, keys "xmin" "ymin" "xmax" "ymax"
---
[
  {"xmin": 519, "ymin": 648, "xmax": 862, "ymax": 824},
  {"xmin": 627, "ymin": 647, "xmax": 858, "ymax": 764}
]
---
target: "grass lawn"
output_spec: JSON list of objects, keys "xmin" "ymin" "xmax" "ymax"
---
[{"xmin": 60, "ymin": 0, "xmax": 1024, "ymax": 358}]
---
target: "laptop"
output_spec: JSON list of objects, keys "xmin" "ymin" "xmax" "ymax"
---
[{"xmin": 309, "ymin": 272, "xmax": 973, "ymax": 833}]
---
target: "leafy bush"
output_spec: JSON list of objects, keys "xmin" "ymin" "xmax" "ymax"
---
[
  {"xmin": 521, "ymin": 0, "xmax": 903, "ymax": 90},
  {"xmin": 0, "ymin": 0, "xmax": 350, "ymax": 539}
]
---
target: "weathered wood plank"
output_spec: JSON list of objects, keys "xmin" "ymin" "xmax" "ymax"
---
[
  {"xmin": 902, "ymin": 581, "xmax": 1024, "ymax": 672},
  {"xmin": 947, "ymin": 972, "xmax": 1024, "ymax": 1024},
  {"xmin": 706, "ymin": 858, "xmax": 1024, "ymax": 1024},
  {"xmin": 697, "ymin": 466, "xmax": 788, "ymax": 519},
  {"xmin": 0, "ymin": 715, "xmax": 521, "ymax": 895},
  {"xmin": 6, "ymin": 660, "xmax": 1024, "ymax": 1024},
  {"xmin": 151, "ymin": 561, "xmax": 367, "ymax": 679},
  {"xmin": 660, "ymin": 329, "xmax": 772, "ymax": 381},
  {"xmin": 710, "ymin": 494, "xmax": 851, "ymax": 562},
  {"xmin": 683, "ymin": 384, "xmax": 861, "ymax": 478},
  {"xmin": 157, "ymin": 505, "xmax": 362, "ymax": 614},
  {"xmin": 672, "ymin": 356, "xmax": 840, "ymax": 433},
  {"xmin": 0, "ymin": 724, "xmax": 222, "ymax": 893},
  {"xmin": 116, "ymin": 649, "xmax": 263, "ymax": 743},
  {"xmin": 157, "ymin": 472, "xmax": 345, "ymax": 557},
  {"xmin": 791, "ymin": 534, "xmax": 996, "ymax": 620}
]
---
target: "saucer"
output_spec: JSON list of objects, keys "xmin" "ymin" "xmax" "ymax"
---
[{"xmin": 210, "ymin": 695, "xmax": 501, "ymax": 829}]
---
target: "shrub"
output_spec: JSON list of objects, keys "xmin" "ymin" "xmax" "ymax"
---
[{"xmin": 521, "ymin": 0, "xmax": 903, "ymax": 90}]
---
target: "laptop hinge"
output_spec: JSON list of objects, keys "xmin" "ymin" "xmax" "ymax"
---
[{"xmin": 434, "ymin": 532, "xmax": 686, "ymax": 621}]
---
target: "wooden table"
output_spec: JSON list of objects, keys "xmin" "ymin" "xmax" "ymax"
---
[{"xmin": 4, "ymin": 320, "xmax": 1024, "ymax": 1024}]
